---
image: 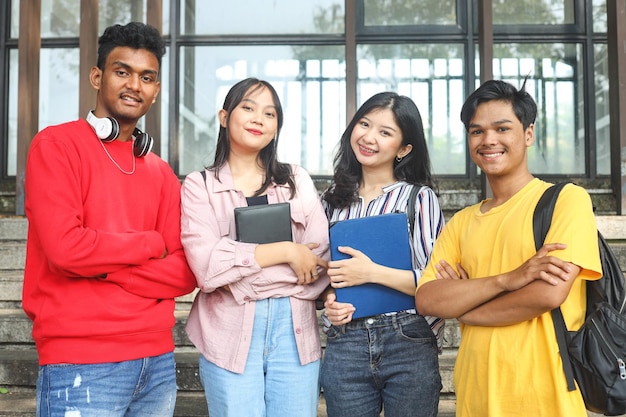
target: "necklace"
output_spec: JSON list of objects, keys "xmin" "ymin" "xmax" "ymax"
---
[{"xmin": 98, "ymin": 138, "xmax": 136, "ymax": 175}]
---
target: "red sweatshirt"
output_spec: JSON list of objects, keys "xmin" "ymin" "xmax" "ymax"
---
[{"xmin": 23, "ymin": 119, "xmax": 197, "ymax": 365}]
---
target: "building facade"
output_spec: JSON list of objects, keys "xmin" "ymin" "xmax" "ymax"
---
[{"xmin": 1, "ymin": 0, "xmax": 625, "ymax": 215}]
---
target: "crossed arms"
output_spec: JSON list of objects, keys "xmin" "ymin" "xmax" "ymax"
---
[{"xmin": 415, "ymin": 243, "xmax": 580, "ymax": 326}]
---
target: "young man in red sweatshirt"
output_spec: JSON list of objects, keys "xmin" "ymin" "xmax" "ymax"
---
[{"xmin": 23, "ymin": 22, "xmax": 196, "ymax": 416}]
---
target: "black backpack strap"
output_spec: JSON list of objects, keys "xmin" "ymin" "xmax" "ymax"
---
[
  {"xmin": 407, "ymin": 184, "xmax": 421, "ymax": 235},
  {"xmin": 551, "ymin": 307, "xmax": 576, "ymax": 391},
  {"xmin": 533, "ymin": 182, "xmax": 576, "ymax": 391},
  {"xmin": 533, "ymin": 182, "xmax": 568, "ymax": 251}
]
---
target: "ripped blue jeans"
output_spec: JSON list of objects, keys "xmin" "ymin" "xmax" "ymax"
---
[{"xmin": 36, "ymin": 352, "xmax": 177, "ymax": 417}]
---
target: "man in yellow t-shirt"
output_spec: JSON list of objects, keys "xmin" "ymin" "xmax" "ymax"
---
[{"xmin": 415, "ymin": 79, "xmax": 602, "ymax": 417}]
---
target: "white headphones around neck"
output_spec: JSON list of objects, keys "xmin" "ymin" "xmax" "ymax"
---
[{"xmin": 86, "ymin": 110, "xmax": 153, "ymax": 157}]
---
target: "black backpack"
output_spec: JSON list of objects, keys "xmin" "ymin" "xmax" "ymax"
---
[{"xmin": 533, "ymin": 182, "xmax": 626, "ymax": 415}]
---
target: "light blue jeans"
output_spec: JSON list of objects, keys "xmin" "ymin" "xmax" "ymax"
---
[
  {"xmin": 199, "ymin": 297, "xmax": 321, "ymax": 417},
  {"xmin": 321, "ymin": 312, "xmax": 441, "ymax": 417},
  {"xmin": 36, "ymin": 352, "xmax": 177, "ymax": 417}
]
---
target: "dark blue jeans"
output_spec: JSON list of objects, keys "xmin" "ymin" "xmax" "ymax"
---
[{"xmin": 320, "ymin": 312, "xmax": 441, "ymax": 417}]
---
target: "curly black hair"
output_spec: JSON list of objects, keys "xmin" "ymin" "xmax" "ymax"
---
[{"xmin": 97, "ymin": 22, "xmax": 165, "ymax": 71}]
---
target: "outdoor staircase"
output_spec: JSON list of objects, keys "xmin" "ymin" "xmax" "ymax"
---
[{"xmin": 2, "ymin": 216, "xmax": 625, "ymax": 416}]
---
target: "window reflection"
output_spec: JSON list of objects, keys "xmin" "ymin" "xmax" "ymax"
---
[
  {"xmin": 593, "ymin": 0, "xmax": 607, "ymax": 32},
  {"xmin": 39, "ymin": 0, "xmax": 148, "ymax": 38},
  {"xmin": 41, "ymin": 0, "xmax": 80, "ymax": 37},
  {"xmin": 39, "ymin": 49, "xmax": 79, "ymax": 128},
  {"xmin": 1, "ymin": 0, "xmax": 613, "ymax": 183},
  {"xmin": 181, "ymin": 0, "xmax": 344, "ymax": 35},
  {"xmin": 177, "ymin": 45, "xmax": 345, "ymax": 176},
  {"xmin": 595, "ymin": 44, "xmax": 610, "ymax": 175},
  {"xmin": 8, "ymin": 50, "xmax": 18, "ymax": 176},
  {"xmin": 10, "ymin": 0, "xmax": 19, "ymax": 38},
  {"xmin": 158, "ymin": 51, "xmax": 170, "ymax": 161},
  {"xmin": 493, "ymin": 43, "xmax": 584, "ymax": 175},
  {"xmin": 363, "ymin": 0, "xmax": 457, "ymax": 26},
  {"xmin": 99, "ymin": 0, "xmax": 146, "ymax": 32},
  {"xmin": 493, "ymin": 0, "xmax": 574, "ymax": 25}
]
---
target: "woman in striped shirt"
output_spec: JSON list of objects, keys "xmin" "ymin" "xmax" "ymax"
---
[{"xmin": 320, "ymin": 92, "xmax": 444, "ymax": 417}]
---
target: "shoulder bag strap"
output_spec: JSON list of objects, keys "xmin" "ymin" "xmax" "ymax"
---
[
  {"xmin": 407, "ymin": 184, "xmax": 421, "ymax": 237},
  {"xmin": 533, "ymin": 181, "xmax": 576, "ymax": 391}
]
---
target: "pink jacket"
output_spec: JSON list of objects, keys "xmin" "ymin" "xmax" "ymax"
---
[{"xmin": 181, "ymin": 163, "xmax": 330, "ymax": 373}]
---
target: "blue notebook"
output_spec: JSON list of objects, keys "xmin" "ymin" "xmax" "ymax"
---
[{"xmin": 329, "ymin": 213, "xmax": 416, "ymax": 318}]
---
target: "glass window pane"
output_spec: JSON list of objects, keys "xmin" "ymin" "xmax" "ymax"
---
[
  {"xmin": 39, "ymin": 48, "xmax": 79, "ymax": 128},
  {"xmin": 158, "ymin": 48, "xmax": 170, "ymax": 161},
  {"xmin": 41, "ymin": 0, "xmax": 79, "ymax": 37},
  {"xmin": 8, "ymin": 50, "xmax": 18, "ymax": 176},
  {"xmin": 357, "ymin": 44, "xmax": 466, "ymax": 176},
  {"xmin": 162, "ymin": 0, "xmax": 170, "ymax": 36},
  {"xmin": 593, "ymin": 0, "xmax": 607, "ymax": 32},
  {"xmin": 595, "ymin": 44, "xmax": 610, "ymax": 175},
  {"xmin": 363, "ymin": 0, "xmax": 456, "ymax": 26},
  {"xmin": 99, "ymin": 0, "xmax": 147, "ymax": 32},
  {"xmin": 493, "ymin": 43, "xmax": 584, "ymax": 175},
  {"xmin": 177, "ymin": 45, "xmax": 345, "ymax": 176},
  {"xmin": 10, "ymin": 0, "xmax": 19, "ymax": 38},
  {"xmin": 181, "ymin": 0, "xmax": 344, "ymax": 35},
  {"xmin": 493, "ymin": 0, "xmax": 574, "ymax": 25}
]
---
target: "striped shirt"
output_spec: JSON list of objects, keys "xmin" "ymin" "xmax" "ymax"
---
[{"xmin": 322, "ymin": 181, "xmax": 446, "ymax": 351}]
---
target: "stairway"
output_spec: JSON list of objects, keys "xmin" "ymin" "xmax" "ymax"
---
[
  {"xmin": 0, "ymin": 217, "xmax": 460, "ymax": 416},
  {"xmin": 8, "ymin": 215, "xmax": 626, "ymax": 416}
]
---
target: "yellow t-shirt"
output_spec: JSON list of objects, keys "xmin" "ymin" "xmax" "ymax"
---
[{"xmin": 419, "ymin": 179, "xmax": 602, "ymax": 417}]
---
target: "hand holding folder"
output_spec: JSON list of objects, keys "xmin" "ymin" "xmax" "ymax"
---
[{"xmin": 329, "ymin": 213, "xmax": 416, "ymax": 318}]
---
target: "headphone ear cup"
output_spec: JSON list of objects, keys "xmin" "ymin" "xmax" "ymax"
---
[
  {"xmin": 132, "ymin": 128, "xmax": 153, "ymax": 158},
  {"xmin": 86, "ymin": 111, "xmax": 119, "ymax": 142},
  {"xmin": 102, "ymin": 118, "xmax": 120, "ymax": 143}
]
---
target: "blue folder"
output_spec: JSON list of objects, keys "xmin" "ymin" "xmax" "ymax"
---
[{"xmin": 329, "ymin": 213, "xmax": 416, "ymax": 318}]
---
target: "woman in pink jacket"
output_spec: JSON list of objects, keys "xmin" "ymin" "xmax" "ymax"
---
[{"xmin": 180, "ymin": 77, "xmax": 330, "ymax": 417}]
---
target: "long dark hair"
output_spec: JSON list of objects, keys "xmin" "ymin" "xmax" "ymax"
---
[
  {"xmin": 323, "ymin": 91, "xmax": 437, "ymax": 209},
  {"xmin": 210, "ymin": 78, "xmax": 295, "ymax": 198}
]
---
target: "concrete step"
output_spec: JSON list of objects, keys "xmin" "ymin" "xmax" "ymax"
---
[
  {"xmin": 0, "ymin": 242, "xmax": 25, "ymax": 271},
  {"xmin": 0, "ymin": 303, "xmax": 461, "ymax": 348},
  {"xmin": 0, "ymin": 348, "xmax": 458, "ymax": 416},
  {"xmin": 0, "ymin": 269, "xmax": 197, "ymax": 309},
  {"xmin": 0, "ymin": 348, "xmax": 204, "ymax": 391},
  {"xmin": 0, "ymin": 217, "xmax": 27, "ymax": 241},
  {"xmin": 0, "ymin": 386, "xmax": 458, "ymax": 417},
  {"xmin": 2, "ymin": 215, "xmax": 624, "ymax": 240},
  {"xmin": 0, "ymin": 389, "xmax": 212, "ymax": 417},
  {"xmin": 0, "ymin": 386, "xmax": 619, "ymax": 417},
  {"xmin": 0, "ymin": 271, "xmax": 24, "ymax": 309},
  {"xmin": 0, "ymin": 344, "xmax": 457, "ymax": 394},
  {"xmin": 0, "ymin": 308, "xmax": 196, "ymax": 347},
  {"xmin": 5, "ymin": 219, "xmax": 626, "ymax": 273}
]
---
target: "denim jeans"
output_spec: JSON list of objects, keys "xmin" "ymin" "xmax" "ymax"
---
[
  {"xmin": 36, "ymin": 352, "xmax": 177, "ymax": 417},
  {"xmin": 320, "ymin": 312, "xmax": 441, "ymax": 417},
  {"xmin": 198, "ymin": 297, "xmax": 320, "ymax": 417}
]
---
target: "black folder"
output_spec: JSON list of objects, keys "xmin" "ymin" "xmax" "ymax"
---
[
  {"xmin": 329, "ymin": 213, "xmax": 415, "ymax": 318},
  {"xmin": 234, "ymin": 202, "xmax": 293, "ymax": 244}
]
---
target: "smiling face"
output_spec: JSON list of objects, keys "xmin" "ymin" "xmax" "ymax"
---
[
  {"xmin": 220, "ymin": 85, "xmax": 278, "ymax": 157},
  {"xmin": 467, "ymin": 99, "xmax": 534, "ymax": 178},
  {"xmin": 349, "ymin": 108, "xmax": 412, "ymax": 173},
  {"xmin": 90, "ymin": 46, "xmax": 161, "ymax": 126}
]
